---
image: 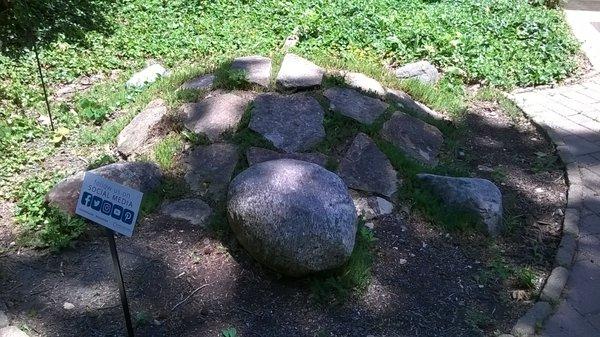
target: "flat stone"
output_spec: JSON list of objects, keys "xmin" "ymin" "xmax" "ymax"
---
[
  {"xmin": 249, "ymin": 93, "xmax": 325, "ymax": 153},
  {"xmin": 417, "ymin": 174, "xmax": 503, "ymax": 236},
  {"xmin": 555, "ymin": 233, "xmax": 577, "ymax": 268},
  {"xmin": 180, "ymin": 74, "xmax": 215, "ymax": 90},
  {"xmin": 161, "ymin": 198, "xmax": 212, "ymax": 226},
  {"xmin": 0, "ymin": 326, "xmax": 29, "ymax": 337},
  {"xmin": 0, "ymin": 311, "xmax": 7, "ymax": 329},
  {"xmin": 338, "ymin": 133, "xmax": 398, "ymax": 198},
  {"xmin": 512, "ymin": 301, "xmax": 552, "ymax": 337},
  {"xmin": 46, "ymin": 162, "xmax": 162, "ymax": 215},
  {"xmin": 350, "ymin": 191, "xmax": 394, "ymax": 220},
  {"xmin": 276, "ymin": 53, "xmax": 324, "ymax": 90},
  {"xmin": 231, "ymin": 55, "xmax": 272, "ymax": 87},
  {"xmin": 184, "ymin": 143, "xmax": 238, "ymax": 202},
  {"xmin": 380, "ymin": 111, "xmax": 444, "ymax": 166},
  {"xmin": 117, "ymin": 99, "xmax": 168, "ymax": 157},
  {"xmin": 246, "ymin": 147, "xmax": 328, "ymax": 167},
  {"xmin": 386, "ymin": 88, "xmax": 447, "ymax": 121},
  {"xmin": 181, "ymin": 93, "xmax": 250, "ymax": 142},
  {"xmin": 227, "ymin": 159, "xmax": 357, "ymax": 276},
  {"xmin": 394, "ymin": 60, "xmax": 440, "ymax": 84},
  {"xmin": 344, "ymin": 72, "xmax": 386, "ymax": 97},
  {"xmin": 126, "ymin": 63, "xmax": 168, "ymax": 88},
  {"xmin": 323, "ymin": 87, "xmax": 389, "ymax": 125},
  {"xmin": 563, "ymin": 208, "xmax": 580, "ymax": 236},
  {"xmin": 540, "ymin": 266, "xmax": 569, "ymax": 303}
]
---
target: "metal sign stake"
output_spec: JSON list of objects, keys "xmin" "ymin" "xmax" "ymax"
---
[{"xmin": 105, "ymin": 228, "xmax": 135, "ymax": 337}]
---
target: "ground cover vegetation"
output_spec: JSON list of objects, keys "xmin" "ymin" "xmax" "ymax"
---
[{"xmin": 0, "ymin": 0, "xmax": 574, "ymax": 329}]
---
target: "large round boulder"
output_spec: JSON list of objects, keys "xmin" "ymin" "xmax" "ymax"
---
[{"xmin": 227, "ymin": 159, "xmax": 357, "ymax": 276}]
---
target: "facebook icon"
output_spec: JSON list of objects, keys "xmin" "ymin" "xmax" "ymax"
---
[{"xmin": 81, "ymin": 192, "xmax": 92, "ymax": 207}]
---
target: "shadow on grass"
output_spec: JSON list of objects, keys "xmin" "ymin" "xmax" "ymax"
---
[{"xmin": 0, "ymin": 0, "xmax": 114, "ymax": 58}]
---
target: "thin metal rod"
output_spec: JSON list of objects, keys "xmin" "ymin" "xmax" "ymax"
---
[
  {"xmin": 33, "ymin": 40, "xmax": 54, "ymax": 131},
  {"xmin": 105, "ymin": 228, "xmax": 135, "ymax": 337}
]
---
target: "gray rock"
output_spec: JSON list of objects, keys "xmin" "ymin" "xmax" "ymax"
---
[
  {"xmin": 417, "ymin": 174, "xmax": 503, "ymax": 236},
  {"xmin": 380, "ymin": 111, "xmax": 444, "ymax": 166},
  {"xmin": 512, "ymin": 301, "xmax": 552, "ymax": 337},
  {"xmin": 180, "ymin": 74, "xmax": 215, "ymax": 91},
  {"xmin": 338, "ymin": 133, "xmax": 398, "ymax": 198},
  {"xmin": 386, "ymin": 88, "xmax": 447, "ymax": 121},
  {"xmin": 126, "ymin": 63, "xmax": 168, "ymax": 88},
  {"xmin": 0, "ymin": 311, "xmax": 7, "ymax": 329},
  {"xmin": 227, "ymin": 159, "xmax": 357, "ymax": 276},
  {"xmin": 231, "ymin": 55, "xmax": 272, "ymax": 87},
  {"xmin": 344, "ymin": 72, "xmax": 386, "ymax": 97},
  {"xmin": 161, "ymin": 198, "xmax": 212, "ymax": 226},
  {"xmin": 323, "ymin": 87, "xmax": 389, "ymax": 125},
  {"xmin": 394, "ymin": 60, "xmax": 440, "ymax": 84},
  {"xmin": 117, "ymin": 99, "xmax": 168, "ymax": 157},
  {"xmin": 246, "ymin": 147, "xmax": 328, "ymax": 167},
  {"xmin": 46, "ymin": 162, "xmax": 162, "ymax": 215},
  {"xmin": 249, "ymin": 93, "xmax": 325, "ymax": 153},
  {"xmin": 0, "ymin": 327, "xmax": 28, "ymax": 337},
  {"xmin": 184, "ymin": 143, "xmax": 238, "ymax": 202},
  {"xmin": 350, "ymin": 191, "xmax": 394, "ymax": 220},
  {"xmin": 181, "ymin": 93, "xmax": 250, "ymax": 142},
  {"xmin": 276, "ymin": 53, "xmax": 324, "ymax": 90}
]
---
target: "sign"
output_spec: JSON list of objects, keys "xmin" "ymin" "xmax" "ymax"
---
[{"xmin": 76, "ymin": 172, "xmax": 143, "ymax": 237}]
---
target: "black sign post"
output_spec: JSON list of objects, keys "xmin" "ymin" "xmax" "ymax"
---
[{"xmin": 105, "ymin": 228, "xmax": 135, "ymax": 337}]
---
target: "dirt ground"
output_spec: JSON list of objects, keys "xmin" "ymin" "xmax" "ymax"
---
[{"xmin": 0, "ymin": 97, "xmax": 566, "ymax": 337}]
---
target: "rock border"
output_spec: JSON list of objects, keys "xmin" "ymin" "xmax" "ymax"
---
[{"xmin": 504, "ymin": 95, "xmax": 581, "ymax": 337}]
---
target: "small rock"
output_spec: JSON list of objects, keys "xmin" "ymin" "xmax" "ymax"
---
[
  {"xmin": 512, "ymin": 301, "xmax": 552, "ymax": 337},
  {"xmin": 63, "ymin": 302, "xmax": 75, "ymax": 310},
  {"xmin": 46, "ymin": 162, "xmax": 162, "ymax": 215},
  {"xmin": 117, "ymin": 99, "xmax": 168, "ymax": 157},
  {"xmin": 386, "ymin": 88, "xmax": 447, "ymax": 121},
  {"xmin": 338, "ymin": 133, "xmax": 398, "ymax": 198},
  {"xmin": 417, "ymin": 174, "xmax": 503, "ymax": 236},
  {"xmin": 250, "ymin": 93, "xmax": 325, "ymax": 153},
  {"xmin": 180, "ymin": 74, "xmax": 215, "ymax": 91},
  {"xmin": 0, "ymin": 311, "xmax": 7, "ymax": 328},
  {"xmin": 344, "ymin": 72, "xmax": 386, "ymax": 97},
  {"xmin": 126, "ymin": 63, "xmax": 168, "ymax": 88},
  {"xmin": 399, "ymin": 258, "xmax": 407, "ymax": 265},
  {"xmin": 227, "ymin": 159, "xmax": 357, "ymax": 276},
  {"xmin": 181, "ymin": 93, "xmax": 250, "ymax": 142},
  {"xmin": 283, "ymin": 34, "xmax": 299, "ymax": 49},
  {"xmin": 323, "ymin": 87, "xmax": 389, "ymax": 125},
  {"xmin": 364, "ymin": 222, "xmax": 374, "ymax": 230},
  {"xmin": 351, "ymin": 191, "xmax": 394, "ymax": 220},
  {"xmin": 230, "ymin": 55, "xmax": 272, "ymax": 87},
  {"xmin": 477, "ymin": 165, "xmax": 495, "ymax": 172},
  {"xmin": 161, "ymin": 199, "xmax": 213, "ymax": 226},
  {"xmin": 0, "ymin": 326, "xmax": 29, "ymax": 337},
  {"xmin": 394, "ymin": 60, "xmax": 440, "ymax": 84},
  {"xmin": 380, "ymin": 111, "xmax": 444, "ymax": 166},
  {"xmin": 276, "ymin": 53, "xmax": 324, "ymax": 90},
  {"xmin": 184, "ymin": 143, "xmax": 238, "ymax": 202},
  {"xmin": 246, "ymin": 147, "xmax": 328, "ymax": 167}
]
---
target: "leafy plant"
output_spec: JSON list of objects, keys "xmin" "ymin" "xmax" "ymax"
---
[
  {"xmin": 13, "ymin": 173, "xmax": 86, "ymax": 249},
  {"xmin": 221, "ymin": 327, "xmax": 237, "ymax": 337},
  {"xmin": 77, "ymin": 98, "xmax": 110, "ymax": 125}
]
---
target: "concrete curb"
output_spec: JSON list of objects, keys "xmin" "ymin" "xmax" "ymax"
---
[{"xmin": 505, "ymin": 94, "xmax": 582, "ymax": 337}]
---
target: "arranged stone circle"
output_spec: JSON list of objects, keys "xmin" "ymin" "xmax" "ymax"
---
[{"xmin": 47, "ymin": 53, "xmax": 504, "ymax": 275}]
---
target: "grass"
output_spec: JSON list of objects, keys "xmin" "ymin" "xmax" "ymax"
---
[
  {"xmin": 153, "ymin": 133, "xmax": 184, "ymax": 171},
  {"xmin": 310, "ymin": 223, "xmax": 376, "ymax": 303}
]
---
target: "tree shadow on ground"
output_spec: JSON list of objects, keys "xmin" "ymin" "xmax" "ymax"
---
[{"xmin": 0, "ymin": 0, "xmax": 114, "ymax": 58}]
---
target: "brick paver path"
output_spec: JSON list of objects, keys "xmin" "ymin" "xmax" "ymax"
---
[{"xmin": 512, "ymin": 75, "xmax": 600, "ymax": 336}]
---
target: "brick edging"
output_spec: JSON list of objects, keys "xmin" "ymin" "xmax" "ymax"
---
[{"xmin": 502, "ymin": 94, "xmax": 581, "ymax": 337}]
